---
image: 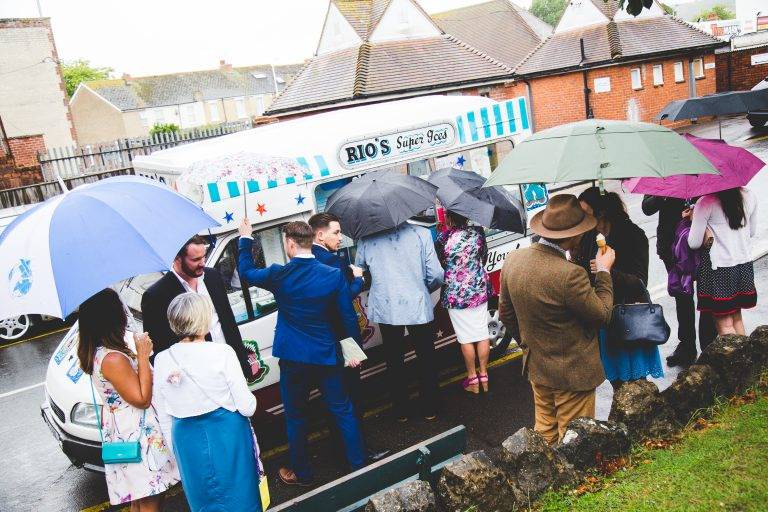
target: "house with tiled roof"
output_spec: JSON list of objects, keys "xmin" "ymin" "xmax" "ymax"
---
[
  {"xmin": 432, "ymin": 0, "xmax": 552, "ymax": 69},
  {"xmin": 266, "ymin": 0, "xmax": 548, "ymax": 116},
  {"xmin": 70, "ymin": 61, "xmax": 303, "ymax": 144},
  {"xmin": 511, "ymin": 0, "xmax": 726, "ymax": 129}
]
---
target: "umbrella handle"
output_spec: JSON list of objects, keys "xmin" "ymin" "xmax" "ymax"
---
[{"xmin": 243, "ymin": 180, "xmax": 248, "ymax": 217}]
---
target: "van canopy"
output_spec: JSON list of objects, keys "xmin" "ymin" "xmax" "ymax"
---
[{"xmin": 133, "ymin": 95, "xmax": 531, "ymax": 204}]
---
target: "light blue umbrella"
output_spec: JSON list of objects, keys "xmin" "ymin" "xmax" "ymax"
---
[{"xmin": 0, "ymin": 176, "xmax": 220, "ymax": 318}]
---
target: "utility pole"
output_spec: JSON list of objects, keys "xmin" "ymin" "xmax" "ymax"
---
[{"xmin": 36, "ymin": 0, "xmax": 43, "ymax": 17}]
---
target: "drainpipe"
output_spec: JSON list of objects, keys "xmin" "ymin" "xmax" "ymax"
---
[
  {"xmin": 687, "ymin": 57, "xmax": 697, "ymax": 98},
  {"xmin": 580, "ymin": 39, "xmax": 593, "ymax": 119},
  {"xmin": 522, "ymin": 79, "xmax": 536, "ymax": 133}
]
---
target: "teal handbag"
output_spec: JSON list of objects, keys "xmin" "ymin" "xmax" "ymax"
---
[{"xmin": 91, "ymin": 377, "xmax": 146, "ymax": 465}]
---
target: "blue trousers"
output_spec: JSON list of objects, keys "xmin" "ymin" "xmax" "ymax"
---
[{"xmin": 279, "ymin": 359, "xmax": 365, "ymax": 481}]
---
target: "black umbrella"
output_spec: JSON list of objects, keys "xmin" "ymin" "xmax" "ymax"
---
[
  {"xmin": 325, "ymin": 170, "xmax": 438, "ymax": 239},
  {"xmin": 657, "ymin": 89, "xmax": 768, "ymax": 137},
  {"xmin": 427, "ymin": 168, "xmax": 525, "ymax": 234}
]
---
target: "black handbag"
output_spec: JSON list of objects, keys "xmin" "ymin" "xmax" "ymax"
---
[{"xmin": 607, "ymin": 287, "xmax": 671, "ymax": 346}]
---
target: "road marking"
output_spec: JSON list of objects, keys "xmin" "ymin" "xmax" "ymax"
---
[
  {"xmin": 0, "ymin": 381, "xmax": 44, "ymax": 400},
  {"xmin": 0, "ymin": 326, "xmax": 70, "ymax": 349}
]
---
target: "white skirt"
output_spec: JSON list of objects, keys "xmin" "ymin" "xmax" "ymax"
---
[{"xmin": 448, "ymin": 303, "xmax": 489, "ymax": 344}]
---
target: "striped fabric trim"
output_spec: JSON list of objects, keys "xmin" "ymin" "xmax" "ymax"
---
[
  {"xmin": 205, "ymin": 154, "xmax": 333, "ymax": 203},
  {"xmin": 455, "ymin": 97, "xmax": 530, "ymax": 145}
]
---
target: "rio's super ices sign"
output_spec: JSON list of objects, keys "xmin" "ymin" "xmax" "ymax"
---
[{"xmin": 339, "ymin": 123, "xmax": 456, "ymax": 169}]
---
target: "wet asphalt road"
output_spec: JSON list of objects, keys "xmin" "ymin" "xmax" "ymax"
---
[{"xmin": 1, "ymin": 119, "xmax": 766, "ymax": 512}]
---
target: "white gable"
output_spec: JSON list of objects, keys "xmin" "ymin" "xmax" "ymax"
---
[
  {"xmin": 555, "ymin": 0, "xmax": 609, "ymax": 34},
  {"xmin": 317, "ymin": 2, "xmax": 363, "ymax": 55},
  {"xmin": 613, "ymin": 0, "xmax": 664, "ymax": 21},
  {"xmin": 369, "ymin": 0, "xmax": 441, "ymax": 43}
]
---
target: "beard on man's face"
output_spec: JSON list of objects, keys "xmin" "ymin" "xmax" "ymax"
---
[{"xmin": 180, "ymin": 259, "xmax": 205, "ymax": 278}]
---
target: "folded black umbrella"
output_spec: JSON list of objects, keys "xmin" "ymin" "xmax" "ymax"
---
[
  {"xmin": 325, "ymin": 170, "xmax": 438, "ymax": 240},
  {"xmin": 427, "ymin": 168, "xmax": 525, "ymax": 234}
]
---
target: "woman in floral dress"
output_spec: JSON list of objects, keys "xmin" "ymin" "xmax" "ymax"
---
[
  {"xmin": 436, "ymin": 211, "xmax": 493, "ymax": 393},
  {"xmin": 77, "ymin": 289, "xmax": 179, "ymax": 511}
]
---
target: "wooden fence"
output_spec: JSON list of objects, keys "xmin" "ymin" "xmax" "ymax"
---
[
  {"xmin": 0, "ymin": 122, "xmax": 250, "ymax": 208},
  {"xmin": 36, "ymin": 122, "xmax": 249, "ymax": 182}
]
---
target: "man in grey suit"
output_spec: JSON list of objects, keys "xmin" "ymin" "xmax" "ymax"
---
[{"xmin": 355, "ymin": 222, "xmax": 444, "ymax": 422}]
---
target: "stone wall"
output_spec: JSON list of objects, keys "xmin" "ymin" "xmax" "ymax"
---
[{"xmin": 367, "ymin": 327, "xmax": 768, "ymax": 512}]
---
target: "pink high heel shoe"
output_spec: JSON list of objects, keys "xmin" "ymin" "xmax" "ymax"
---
[
  {"xmin": 462, "ymin": 376, "xmax": 480, "ymax": 394},
  {"xmin": 478, "ymin": 374, "xmax": 489, "ymax": 392}
]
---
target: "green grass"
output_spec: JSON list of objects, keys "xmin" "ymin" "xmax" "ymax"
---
[{"xmin": 537, "ymin": 391, "xmax": 768, "ymax": 512}]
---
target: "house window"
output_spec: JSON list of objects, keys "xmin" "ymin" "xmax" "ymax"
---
[
  {"xmin": 153, "ymin": 107, "xmax": 166, "ymax": 124},
  {"xmin": 235, "ymin": 98, "xmax": 247, "ymax": 119},
  {"xmin": 139, "ymin": 110, "xmax": 153, "ymax": 127},
  {"xmin": 693, "ymin": 58, "xmax": 705, "ymax": 78},
  {"xmin": 652, "ymin": 64, "xmax": 664, "ymax": 86},
  {"xmin": 207, "ymin": 101, "xmax": 220, "ymax": 122},
  {"xmin": 630, "ymin": 68, "xmax": 642, "ymax": 90},
  {"xmin": 254, "ymin": 96, "xmax": 265, "ymax": 116},
  {"xmin": 183, "ymin": 104, "xmax": 197, "ymax": 126},
  {"xmin": 674, "ymin": 61, "xmax": 684, "ymax": 83}
]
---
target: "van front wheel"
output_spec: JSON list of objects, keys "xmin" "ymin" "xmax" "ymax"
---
[
  {"xmin": 488, "ymin": 309, "xmax": 515, "ymax": 358},
  {"xmin": 0, "ymin": 315, "xmax": 31, "ymax": 343}
]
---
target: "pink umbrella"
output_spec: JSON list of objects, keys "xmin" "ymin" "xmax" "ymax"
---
[{"xmin": 625, "ymin": 134, "xmax": 765, "ymax": 199}]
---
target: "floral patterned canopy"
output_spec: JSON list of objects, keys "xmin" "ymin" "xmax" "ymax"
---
[{"xmin": 179, "ymin": 152, "xmax": 306, "ymax": 186}]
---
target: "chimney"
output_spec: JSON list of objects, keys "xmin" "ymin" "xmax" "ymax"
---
[{"xmin": 219, "ymin": 59, "xmax": 232, "ymax": 72}]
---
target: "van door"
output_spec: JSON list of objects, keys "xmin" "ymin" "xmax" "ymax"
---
[{"xmin": 210, "ymin": 225, "xmax": 287, "ymax": 414}]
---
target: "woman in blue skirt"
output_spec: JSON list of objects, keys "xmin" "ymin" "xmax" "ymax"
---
[
  {"xmin": 153, "ymin": 292, "xmax": 263, "ymax": 512},
  {"xmin": 577, "ymin": 187, "xmax": 663, "ymax": 387}
]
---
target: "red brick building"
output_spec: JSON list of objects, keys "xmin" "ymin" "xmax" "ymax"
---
[
  {"xmin": 716, "ymin": 31, "xmax": 768, "ymax": 92},
  {"xmin": 266, "ymin": 0, "xmax": 547, "ymax": 117},
  {"xmin": 269, "ymin": 0, "xmax": 726, "ymax": 134}
]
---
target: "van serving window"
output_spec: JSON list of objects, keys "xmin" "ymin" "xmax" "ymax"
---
[{"xmin": 214, "ymin": 226, "xmax": 287, "ymax": 324}]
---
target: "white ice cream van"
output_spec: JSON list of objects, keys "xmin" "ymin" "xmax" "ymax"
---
[{"xmin": 41, "ymin": 95, "xmax": 551, "ymax": 471}]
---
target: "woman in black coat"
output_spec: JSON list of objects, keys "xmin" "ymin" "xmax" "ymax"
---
[{"xmin": 576, "ymin": 187, "xmax": 663, "ymax": 388}]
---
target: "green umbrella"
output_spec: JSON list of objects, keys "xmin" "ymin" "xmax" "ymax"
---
[{"xmin": 484, "ymin": 119, "xmax": 719, "ymax": 187}]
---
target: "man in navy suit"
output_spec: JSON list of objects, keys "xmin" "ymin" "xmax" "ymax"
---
[
  {"xmin": 238, "ymin": 219, "xmax": 365, "ymax": 486},
  {"xmin": 308, "ymin": 212, "xmax": 390, "ymax": 463}
]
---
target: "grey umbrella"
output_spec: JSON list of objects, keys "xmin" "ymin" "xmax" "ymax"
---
[
  {"xmin": 325, "ymin": 170, "xmax": 438, "ymax": 240},
  {"xmin": 427, "ymin": 168, "xmax": 525, "ymax": 233},
  {"xmin": 657, "ymin": 89, "xmax": 768, "ymax": 138}
]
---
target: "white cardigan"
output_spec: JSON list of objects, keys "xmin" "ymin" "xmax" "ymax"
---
[
  {"xmin": 153, "ymin": 342, "xmax": 256, "ymax": 451},
  {"xmin": 688, "ymin": 189, "xmax": 758, "ymax": 269}
]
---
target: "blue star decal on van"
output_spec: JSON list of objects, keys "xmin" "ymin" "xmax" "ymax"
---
[
  {"xmin": 295, "ymin": 194, "xmax": 305, "ymax": 205},
  {"xmin": 223, "ymin": 211, "xmax": 234, "ymax": 223},
  {"xmin": 456, "ymin": 155, "xmax": 466, "ymax": 167}
]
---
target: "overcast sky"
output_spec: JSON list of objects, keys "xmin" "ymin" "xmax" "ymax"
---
[{"xmin": 0, "ymin": 0, "xmax": 534, "ymax": 77}]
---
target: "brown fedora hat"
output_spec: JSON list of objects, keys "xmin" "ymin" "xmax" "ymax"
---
[{"xmin": 530, "ymin": 194, "xmax": 597, "ymax": 239}]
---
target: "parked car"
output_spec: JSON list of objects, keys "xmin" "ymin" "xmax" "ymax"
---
[{"xmin": 747, "ymin": 76, "xmax": 768, "ymax": 128}]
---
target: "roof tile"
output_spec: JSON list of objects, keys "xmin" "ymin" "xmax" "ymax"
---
[{"xmin": 432, "ymin": 0, "xmax": 551, "ymax": 68}]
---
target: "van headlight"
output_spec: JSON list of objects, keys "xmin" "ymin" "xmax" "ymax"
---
[{"xmin": 71, "ymin": 402, "xmax": 100, "ymax": 428}]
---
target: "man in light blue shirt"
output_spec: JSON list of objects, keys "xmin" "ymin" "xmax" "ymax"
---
[{"xmin": 355, "ymin": 222, "xmax": 444, "ymax": 421}]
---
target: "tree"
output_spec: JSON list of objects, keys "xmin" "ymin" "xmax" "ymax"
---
[
  {"xmin": 61, "ymin": 59, "xmax": 112, "ymax": 97},
  {"xmin": 530, "ymin": 0, "xmax": 568, "ymax": 27},
  {"xmin": 693, "ymin": 4, "xmax": 736, "ymax": 22},
  {"xmin": 149, "ymin": 123, "xmax": 180, "ymax": 137},
  {"xmin": 659, "ymin": 2, "xmax": 676, "ymax": 16}
]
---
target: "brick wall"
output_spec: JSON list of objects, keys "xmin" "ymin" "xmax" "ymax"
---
[
  {"xmin": 716, "ymin": 46, "xmax": 768, "ymax": 91},
  {"xmin": 520, "ymin": 53, "xmax": 717, "ymax": 130},
  {"xmin": 0, "ymin": 164, "xmax": 44, "ymax": 190},
  {"xmin": 0, "ymin": 18, "xmax": 76, "ymax": 148},
  {"xmin": 7, "ymin": 134, "xmax": 45, "ymax": 168}
]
